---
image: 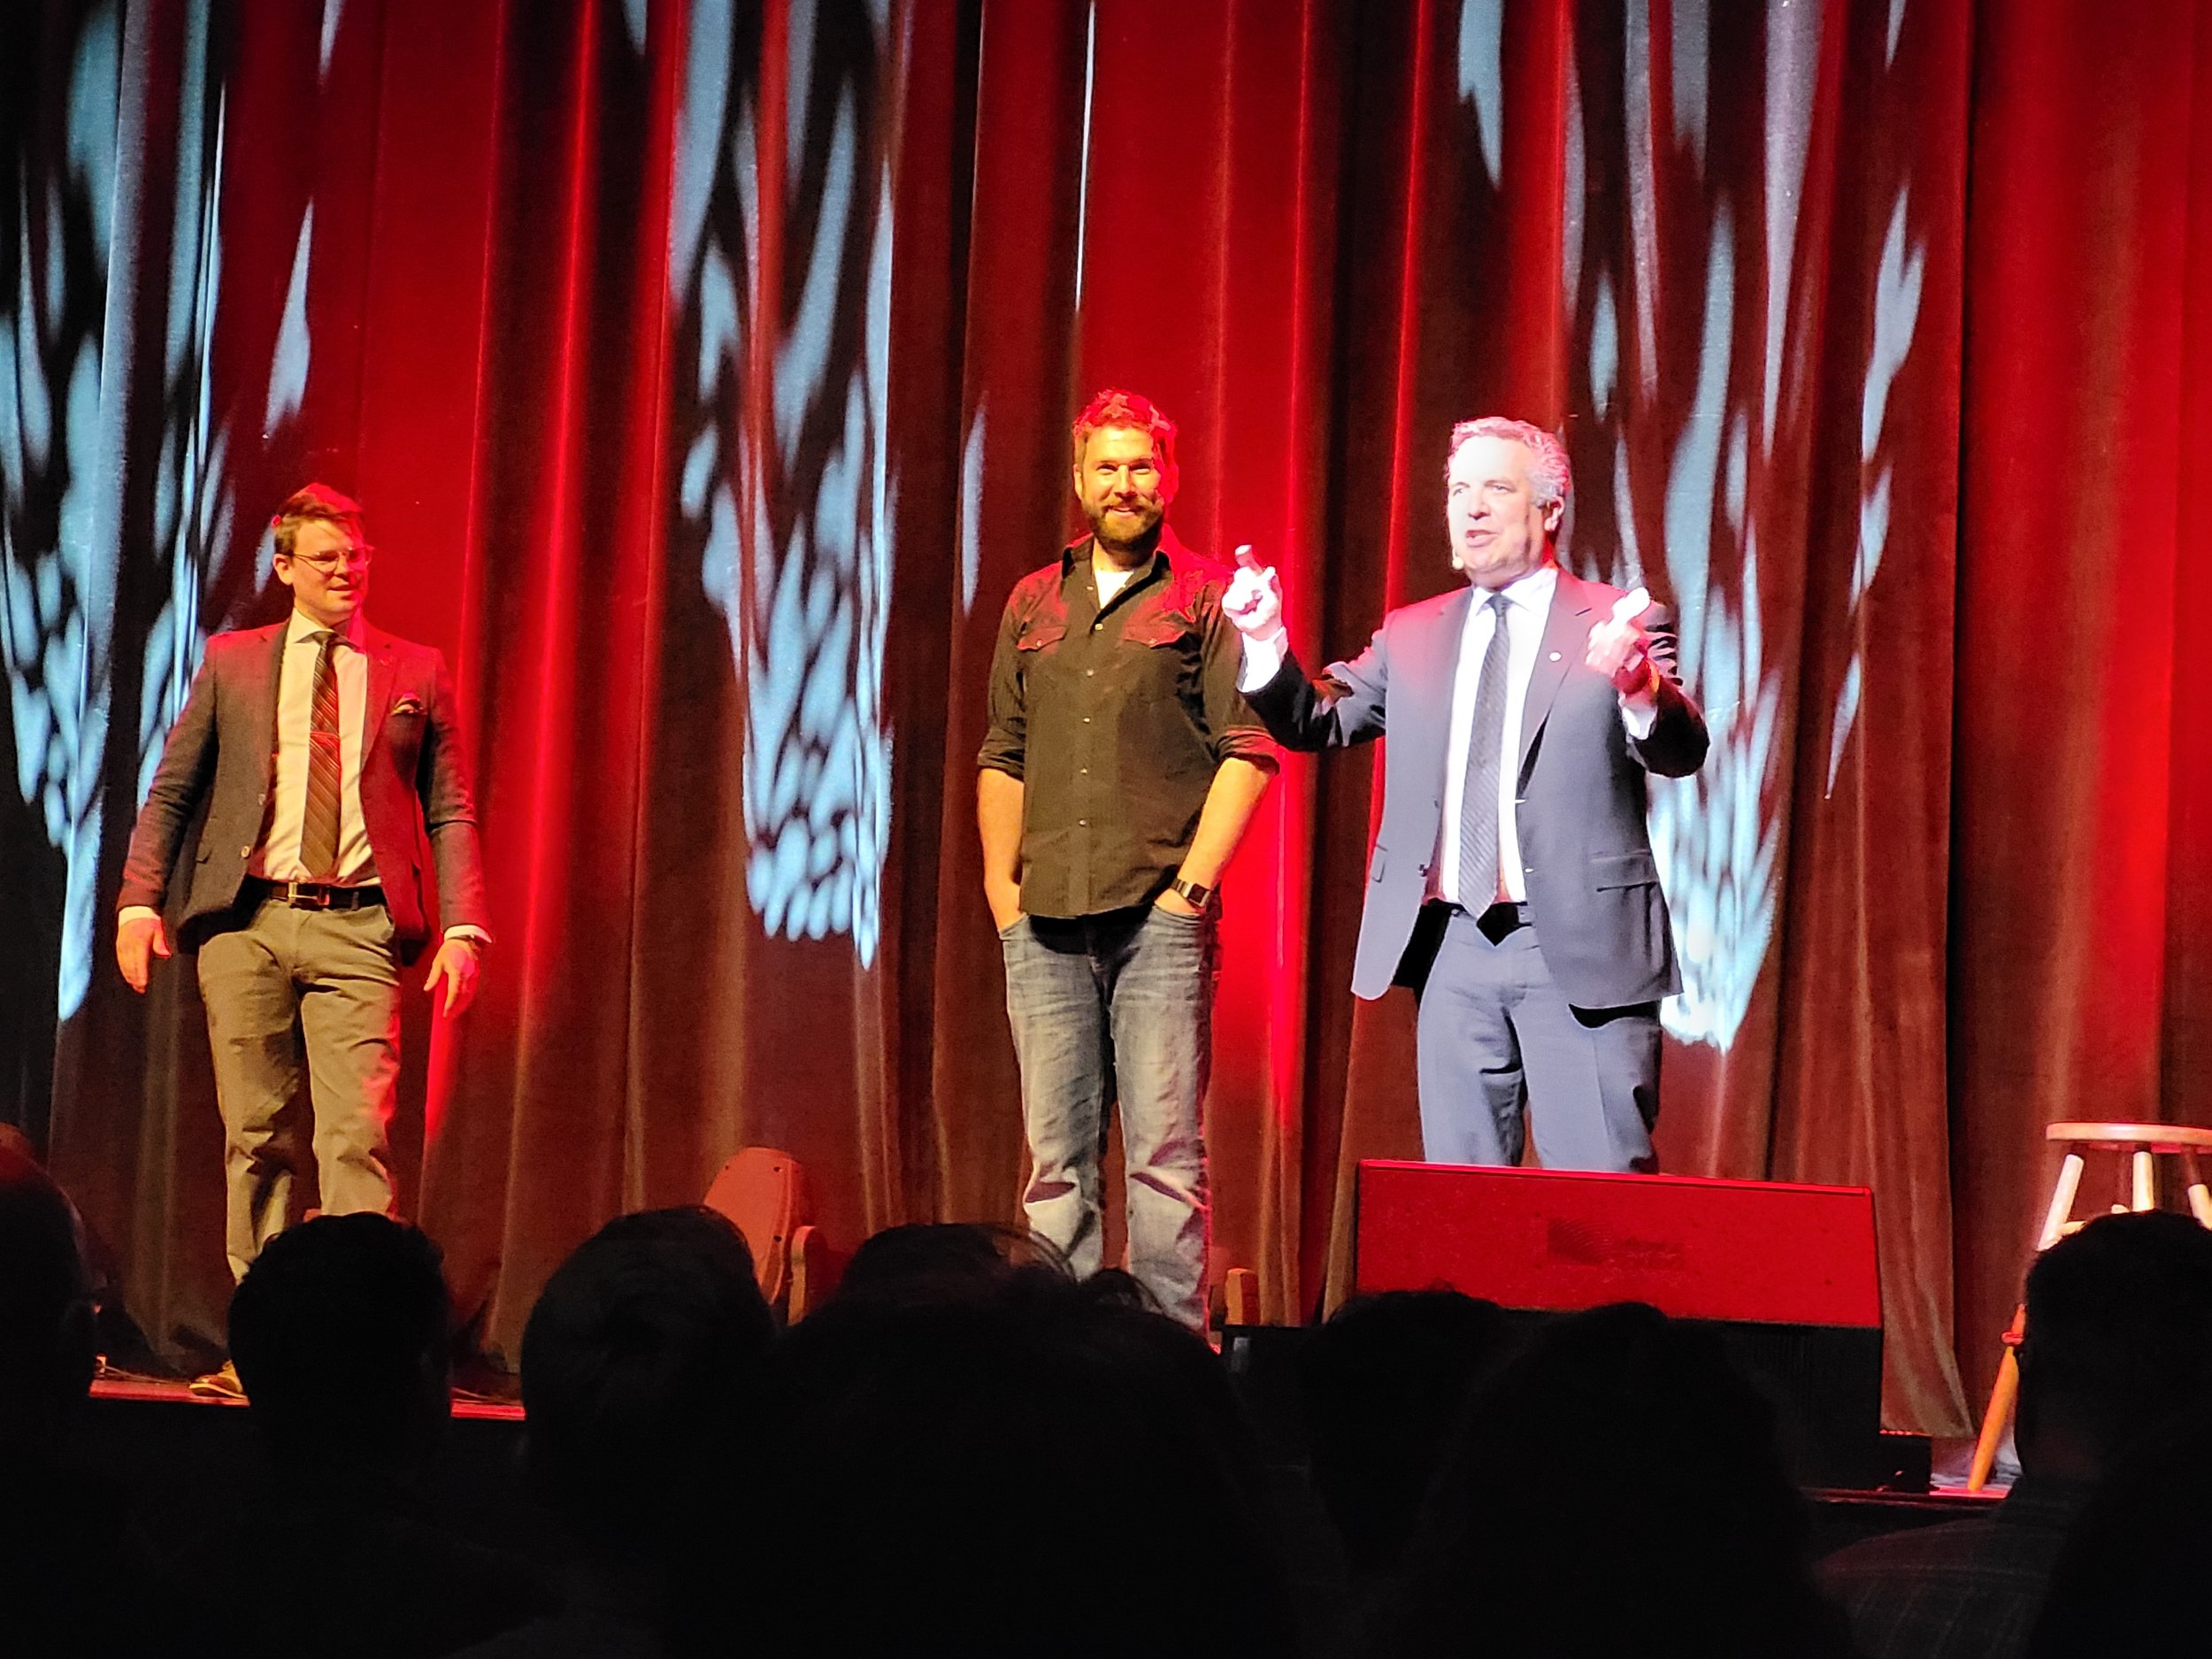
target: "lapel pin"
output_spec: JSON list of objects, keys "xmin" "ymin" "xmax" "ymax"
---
[{"xmin": 1548, "ymin": 650, "xmax": 1562, "ymax": 662}]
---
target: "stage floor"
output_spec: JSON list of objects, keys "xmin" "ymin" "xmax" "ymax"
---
[
  {"xmin": 82, "ymin": 1371, "xmax": 2004, "ymax": 1570},
  {"xmin": 91, "ymin": 1371, "xmax": 526, "ymax": 1422}
]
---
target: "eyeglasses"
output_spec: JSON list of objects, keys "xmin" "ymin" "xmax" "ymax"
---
[{"xmin": 283, "ymin": 544, "xmax": 374, "ymax": 572}]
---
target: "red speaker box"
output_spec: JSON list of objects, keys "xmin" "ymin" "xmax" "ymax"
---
[{"xmin": 1352, "ymin": 1160, "xmax": 1914, "ymax": 1490}]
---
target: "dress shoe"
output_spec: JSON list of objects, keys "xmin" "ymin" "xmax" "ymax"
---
[{"xmin": 187, "ymin": 1359, "xmax": 245, "ymax": 1402}]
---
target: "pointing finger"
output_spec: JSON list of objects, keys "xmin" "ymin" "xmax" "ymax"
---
[
  {"xmin": 1233, "ymin": 543, "xmax": 1263, "ymax": 572},
  {"xmin": 1610, "ymin": 586, "xmax": 1651, "ymax": 626}
]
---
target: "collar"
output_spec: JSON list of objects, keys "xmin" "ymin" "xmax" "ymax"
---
[
  {"xmin": 1471, "ymin": 561, "xmax": 1559, "ymax": 613},
  {"xmin": 1059, "ymin": 523, "xmax": 1193, "ymax": 583},
  {"xmin": 287, "ymin": 608, "xmax": 367, "ymax": 649}
]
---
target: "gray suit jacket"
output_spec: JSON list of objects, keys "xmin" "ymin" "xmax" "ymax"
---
[
  {"xmin": 1245, "ymin": 568, "xmax": 1706, "ymax": 1009},
  {"xmin": 118, "ymin": 618, "xmax": 489, "ymax": 965}
]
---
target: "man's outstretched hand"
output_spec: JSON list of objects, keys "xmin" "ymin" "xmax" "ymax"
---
[
  {"xmin": 1584, "ymin": 586, "xmax": 1661, "ymax": 696},
  {"xmin": 117, "ymin": 912, "xmax": 171, "ymax": 993},
  {"xmin": 1223, "ymin": 544, "xmax": 1284, "ymax": 639}
]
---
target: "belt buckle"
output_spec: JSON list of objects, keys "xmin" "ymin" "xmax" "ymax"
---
[{"xmin": 288, "ymin": 881, "xmax": 331, "ymax": 910}]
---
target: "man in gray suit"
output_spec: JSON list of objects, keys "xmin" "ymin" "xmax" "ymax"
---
[
  {"xmin": 1225, "ymin": 418, "xmax": 1705, "ymax": 1171},
  {"xmin": 116, "ymin": 484, "xmax": 488, "ymax": 1392}
]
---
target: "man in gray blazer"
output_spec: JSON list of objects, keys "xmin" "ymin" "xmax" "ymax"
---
[
  {"xmin": 1225, "ymin": 418, "xmax": 1706, "ymax": 1171},
  {"xmin": 116, "ymin": 484, "xmax": 488, "ymax": 1392}
]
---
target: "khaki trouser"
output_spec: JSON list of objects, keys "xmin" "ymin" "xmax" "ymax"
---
[{"xmin": 196, "ymin": 892, "xmax": 403, "ymax": 1281}]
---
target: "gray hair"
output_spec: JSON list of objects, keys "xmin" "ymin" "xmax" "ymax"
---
[{"xmin": 1446, "ymin": 417, "xmax": 1572, "ymax": 511}]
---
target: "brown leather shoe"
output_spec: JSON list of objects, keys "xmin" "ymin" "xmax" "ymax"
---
[{"xmin": 187, "ymin": 1359, "xmax": 245, "ymax": 1402}]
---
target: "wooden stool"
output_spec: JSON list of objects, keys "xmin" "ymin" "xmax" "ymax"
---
[{"xmin": 1965, "ymin": 1121, "xmax": 2212, "ymax": 1491}]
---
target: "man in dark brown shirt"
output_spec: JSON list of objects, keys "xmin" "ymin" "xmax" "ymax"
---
[{"xmin": 978, "ymin": 388, "xmax": 1275, "ymax": 1328}]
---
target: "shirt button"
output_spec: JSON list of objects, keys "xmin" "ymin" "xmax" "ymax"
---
[
  {"xmin": 1079, "ymin": 818, "xmax": 1088, "ymax": 826},
  {"xmin": 1087, "ymin": 669, "xmax": 1095, "ymax": 677},
  {"xmin": 1083, "ymin": 717, "xmax": 1092, "ymax": 724}
]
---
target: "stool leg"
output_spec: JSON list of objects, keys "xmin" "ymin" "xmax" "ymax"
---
[
  {"xmin": 1969, "ymin": 1310, "xmax": 2026, "ymax": 1492},
  {"xmin": 1973, "ymin": 1151, "xmax": 2087, "ymax": 1493},
  {"xmin": 2039, "ymin": 1153, "xmax": 2086, "ymax": 1248},
  {"xmin": 2132, "ymin": 1148, "xmax": 2155, "ymax": 1213},
  {"xmin": 2181, "ymin": 1152, "xmax": 2212, "ymax": 1229}
]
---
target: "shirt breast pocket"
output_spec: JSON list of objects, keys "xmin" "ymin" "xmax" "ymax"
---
[
  {"xmin": 1016, "ymin": 621, "xmax": 1068, "ymax": 655},
  {"xmin": 1122, "ymin": 617, "xmax": 1191, "ymax": 649}
]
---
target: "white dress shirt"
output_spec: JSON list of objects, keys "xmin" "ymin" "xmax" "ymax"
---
[
  {"xmin": 253, "ymin": 609, "xmax": 377, "ymax": 885},
  {"xmin": 1433, "ymin": 565, "xmax": 1556, "ymax": 905},
  {"xmin": 1236, "ymin": 562, "xmax": 1663, "ymax": 909}
]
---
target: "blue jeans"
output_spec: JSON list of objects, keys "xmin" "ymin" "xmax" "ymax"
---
[{"xmin": 1001, "ymin": 903, "xmax": 1216, "ymax": 1328}]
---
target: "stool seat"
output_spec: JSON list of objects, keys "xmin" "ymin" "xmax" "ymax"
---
[
  {"xmin": 1967, "ymin": 1120, "xmax": 2212, "ymax": 1490},
  {"xmin": 2047, "ymin": 1121, "xmax": 2212, "ymax": 1151}
]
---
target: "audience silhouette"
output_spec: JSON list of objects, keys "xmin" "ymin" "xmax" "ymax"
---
[
  {"xmin": 740, "ymin": 1231, "xmax": 1298, "ymax": 1656},
  {"xmin": 1821, "ymin": 1209, "xmax": 2212, "ymax": 1658},
  {"xmin": 1298, "ymin": 1288, "xmax": 1509, "ymax": 1582},
  {"xmin": 222, "ymin": 1212, "xmax": 554, "ymax": 1657},
  {"xmin": 457, "ymin": 1205, "xmax": 776, "ymax": 1658},
  {"xmin": 44, "ymin": 1194, "xmax": 2212, "ymax": 1657},
  {"xmin": 0, "ymin": 1144, "xmax": 211, "ymax": 1654},
  {"xmin": 2024, "ymin": 1409, "xmax": 2212, "ymax": 1656},
  {"xmin": 1377, "ymin": 1300, "xmax": 1851, "ymax": 1657}
]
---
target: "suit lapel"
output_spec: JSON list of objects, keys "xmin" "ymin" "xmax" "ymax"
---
[
  {"xmin": 362, "ymin": 624, "xmax": 399, "ymax": 759},
  {"xmin": 1517, "ymin": 569, "xmax": 1595, "ymax": 780},
  {"xmin": 256, "ymin": 624, "xmax": 290, "ymax": 790},
  {"xmin": 1412, "ymin": 586, "xmax": 1473, "ymax": 787}
]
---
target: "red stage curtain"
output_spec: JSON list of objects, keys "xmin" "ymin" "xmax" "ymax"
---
[{"xmin": 7, "ymin": 0, "xmax": 2212, "ymax": 1435}]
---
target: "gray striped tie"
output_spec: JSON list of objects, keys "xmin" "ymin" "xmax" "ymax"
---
[{"xmin": 1457, "ymin": 592, "xmax": 1513, "ymax": 906}]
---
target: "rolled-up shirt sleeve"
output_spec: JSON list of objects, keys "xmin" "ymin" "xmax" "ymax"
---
[
  {"xmin": 977, "ymin": 595, "xmax": 1027, "ymax": 780},
  {"xmin": 1199, "ymin": 594, "xmax": 1279, "ymax": 772}
]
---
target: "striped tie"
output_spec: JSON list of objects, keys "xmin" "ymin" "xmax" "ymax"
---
[
  {"xmin": 1457, "ymin": 592, "xmax": 1514, "ymax": 905},
  {"xmin": 300, "ymin": 630, "xmax": 343, "ymax": 879}
]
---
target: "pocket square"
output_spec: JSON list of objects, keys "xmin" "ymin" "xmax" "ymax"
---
[{"xmin": 390, "ymin": 695, "xmax": 426, "ymax": 717}]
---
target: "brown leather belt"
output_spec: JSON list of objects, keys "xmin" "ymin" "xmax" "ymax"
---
[{"xmin": 248, "ymin": 878, "xmax": 385, "ymax": 912}]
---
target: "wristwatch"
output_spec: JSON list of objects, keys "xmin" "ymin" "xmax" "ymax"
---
[{"xmin": 1170, "ymin": 876, "xmax": 1215, "ymax": 910}]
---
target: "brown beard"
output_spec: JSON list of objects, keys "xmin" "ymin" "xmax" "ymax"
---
[{"xmin": 1087, "ymin": 502, "xmax": 1164, "ymax": 556}]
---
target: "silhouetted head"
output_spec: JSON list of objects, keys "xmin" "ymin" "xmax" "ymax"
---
[
  {"xmin": 228, "ymin": 1214, "xmax": 450, "ymax": 1482},
  {"xmin": 1387, "ymin": 1302, "xmax": 1846, "ymax": 1657},
  {"xmin": 0, "ymin": 1147, "xmax": 96, "ymax": 1440},
  {"xmin": 2016, "ymin": 1210, "xmax": 2212, "ymax": 1479},
  {"xmin": 745, "ymin": 1268, "xmax": 1292, "ymax": 1655},
  {"xmin": 521, "ymin": 1205, "xmax": 774, "ymax": 1563},
  {"xmin": 1299, "ymin": 1289, "xmax": 1509, "ymax": 1574},
  {"xmin": 833, "ymin": 1220, "xmax": 1069, "ymax": 1310}
]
